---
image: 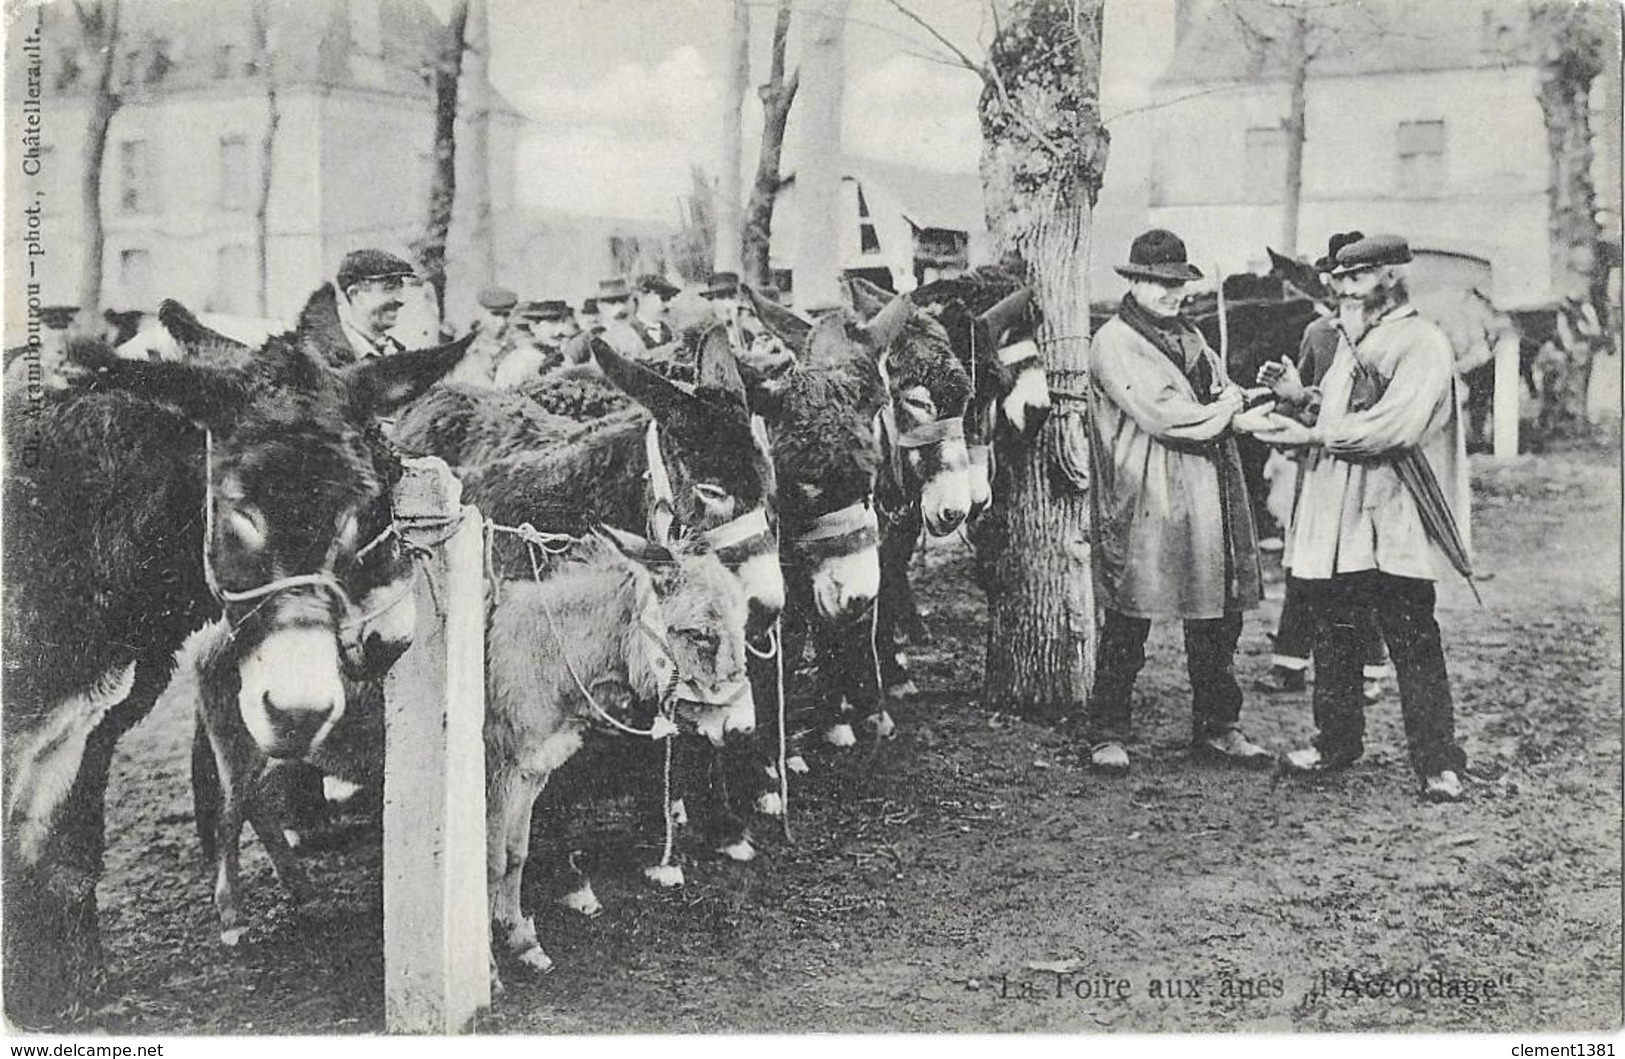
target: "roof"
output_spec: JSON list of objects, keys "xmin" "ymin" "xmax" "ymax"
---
[
  {"xmin": 779, "ymin": 156, "xmax": 988, "ymax": 235},
  {"xmin": 1158, "ymin": 0, "xmax": 1538, "ymax": 87},
  {"xmin": 41, "ymin": 0, "xmax": 510, "ymax": 105}
]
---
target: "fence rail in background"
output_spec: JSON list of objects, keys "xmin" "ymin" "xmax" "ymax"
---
[{"xmin": 382, "ymin": 457, "xmax": 490, "ymax": 1033}]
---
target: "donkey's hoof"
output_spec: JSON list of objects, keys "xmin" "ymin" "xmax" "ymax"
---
[
  {"xmin": 645, "ymin": 864, "xmax": 686, "ymax": 888},
  {"xmin": 559, "ymin": 883, "xmax": 603, "ymax": 918},
  {"xmin": 718, "ymin": 838, "xmax": 756, "ymax": 863},
  {"xmin": 824, "ymin": 724, "xmax": 857, "ymax": 748},
  {"xmin": 866, "ymin": 711, "xmax": 898, "ymax": 740},
  {"xmin": 756, "ymin": 792, "xmax": 784, "ymax": 817},
  {"xmin": 786, "ymin": 755, "xmax": 810, "ymax": 775},
  {"xmin": 514, "ymin": 945, "xmax": 555, "ymax": 976},
  {"xmin": 669, "ymin": 799, "xmax": 689, "ymax": 827},
  {"xmin": 220, "ymin": 926, "xmax": 247, "ymax": 948}
]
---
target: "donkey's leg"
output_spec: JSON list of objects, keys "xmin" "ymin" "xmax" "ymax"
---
[
  {"xmin": 243, "ymin": 767, "xmax": 310, "ymax": 906},
  {"xmin": 211, "ymin": 761, "xmax": 253, "ymax": 948},
  {"xmin": 505, "ymin": 772, "xmax": 553, "ymax": 974},
  {"xmin": 876, "ymin": 518, "xmax": 924, "ymax": 700}
]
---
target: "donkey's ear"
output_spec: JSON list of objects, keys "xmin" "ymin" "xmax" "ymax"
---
[
  {"xmin": 345, "ymin": 332, "xmax": 476, "ymax": 416},
  {"xmin": 859, "ymin": 293, "xmax": 912, "ymax": 352},
  {"xmin": 695, "ymin": 327, "xmax": 748, "ymax": 409},
  {"xmin": 592, "ymin": 338, "xmax": 696, "ymax": 421},
  {"xmin": 803, "ymin": 312, "xmax": 860, "ymax": 370},
  {"xmin": 976, "ymin": 287, "xmax": 1034, "ymax": 347},
  {"xmin": 158, "ymin": 300, "xmax": 256, "ymax": 358},
  {"xmin": 594, "ymin": 524, "xmax": 676, "ymax": 565},
  {"xmin": 846, "ymin": 275, "xmax": 891, "ymax": 318},
  {"xmin": 745, "ymin": 285, "xmax": 814, "ymax": 351},
  {"xmin": 83, "ymin": 359, "xmax": 254, "ymax": 431}
]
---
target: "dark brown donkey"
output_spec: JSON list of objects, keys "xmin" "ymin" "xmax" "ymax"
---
[{"xmin": 2, "ymin": 301, "xmax": 468, "ymax": 1023}]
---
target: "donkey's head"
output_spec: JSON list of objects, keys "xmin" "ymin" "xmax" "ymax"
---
[
  {"xmin": 592, "ymin": 336, "xmax": 784, "ymax": 629},
  {"xmin": 849, "ymin": 281, "xmax": 973, "ymax": 536},
  {"xmin": 97, "ymin": 306, "xmax": 470, "ymax": 759},
  {"xmin": 915, "ymin": 272, "xmax": 1053, "ymax": 517},
  {"xmin": 597, "ymin": 527, "xmax": 754, "ymax": 746},
  {"xmin": 745, "ymin": 290, "xmax": 888, "ymax": 623}
]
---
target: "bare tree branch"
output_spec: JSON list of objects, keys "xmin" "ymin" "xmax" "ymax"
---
[{"xmin": 882, "ymin": 0, "xmax": 989, "ymax": 81}]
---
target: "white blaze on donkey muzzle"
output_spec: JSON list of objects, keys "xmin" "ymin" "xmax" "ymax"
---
[
  {"xmin": 997, "ymin": 339, "xmax": 1051, "ymax": 439},
  {"xmin": 239, "ymin": 625, "xmax": 347, "ymax": 760},
  {"xmin": 796, "ymin": 500, "xmax": 881, "ymax": 621}
]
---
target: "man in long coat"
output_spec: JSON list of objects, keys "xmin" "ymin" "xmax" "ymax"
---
[
  {"xmin": 1255, "ymin": 234, "xmax": 1471, "ymax": 802},
  {"xmin": 1084, "ymin": 229, "xmax": 1271, "ymax": 774}
]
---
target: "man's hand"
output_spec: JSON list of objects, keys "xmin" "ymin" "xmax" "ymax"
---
[
  {"xmin": 1249, "ymin": 414, "xmax": 1319, "ymax": 448},
  {"xmin": 1258, "ymin": 357, "xmax": 1308, "ymax": 402}
]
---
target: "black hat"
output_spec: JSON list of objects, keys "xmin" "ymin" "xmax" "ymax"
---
[
  {"xmin": 477, "ymin": 285, "xmax": 518, "ymax": 312},
  {"xmin": 597, "ymin": 277, "xmax": 632, "ymax": 302},
  {"xmin": 520, "ymin": 299, "xmax": 572, "ymax": 322},
  {"xmin": 1114, "ymin": 229, "xmax": 1203, "ymax": 283},
  {"xmin": 701, "ymin": 271, "xmax": 740, "ymax": 299},
  {"xmin": 580, "ymin": 298, "xmax": 599, "ymax": 314},
  {"xmin": 1314, "ymin": 231, "xmax": 1366, "ymax": 274},
  {"xmin": 337, "ymin": 249, "xmax": 417, "ymax": 290},
  {"xmin": 758, "ymin": 284, "xmax": 782, "ymax": 304},
  {"xmin": 636, "ymin": 273, "xmax": 680, "ymax": 299},
  {"xmin": 1331, "ymin": 234, "xmax": 1412, "ymax": 276},
  {"xmin": 39, "ymin": 305, "xmax": 79, "ymax": 330}
]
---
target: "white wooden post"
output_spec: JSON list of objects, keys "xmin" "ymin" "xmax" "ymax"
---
[
  {"xmin": 382, "ymin": 457, "xmax": 490, "ymax": 1033},
  {"xmin": 1493, "ymin": 326, "xmax": 1520, "ymax": 459}
]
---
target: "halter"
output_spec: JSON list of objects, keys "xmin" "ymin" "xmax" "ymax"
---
[
  {"xmin": 792, "ymin": 498, "xmax": 879, "ymax": 560},
  {"xmin": 202, "ymin": 430, "xmax": 369, "ymax": 615}
]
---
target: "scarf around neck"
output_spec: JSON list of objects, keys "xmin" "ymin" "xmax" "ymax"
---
[{"xmin": 1118, "ymin": 294, "xmax": 1216, "ymax": 401}]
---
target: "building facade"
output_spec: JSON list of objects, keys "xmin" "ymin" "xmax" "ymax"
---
[{"xmin": 7, "ymin": 0, "xmax": 523, "ymax": 343}]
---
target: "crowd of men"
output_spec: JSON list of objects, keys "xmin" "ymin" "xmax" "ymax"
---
[{"xmin": 1087, "ymin": 227, "xmax": 1475, "ymax": 803}]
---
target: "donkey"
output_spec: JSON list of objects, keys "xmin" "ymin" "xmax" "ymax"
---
[
  {"xmin": 1, "ymin": 301, "xmax": 468, "ymax": 1021},
  {"xmin": 485, "ymin": 529, "xmax": 751, "ymax": 978}
]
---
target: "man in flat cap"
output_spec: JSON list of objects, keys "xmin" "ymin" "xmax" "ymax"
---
[
  {"xmin": 1253, "ymin": 233, "xmax": 1471, "ymax": 802},
  {"xmin": 1082, "ymin": 229, "xmax": 1272, "ymax": 775},
  {"xmin": 595, "ymin": 277, "xmax": 647, "ymax": 358},
  {"xmin": 1255, "ymin": 231, "xmax": 1391, "ymax": 703},
  {"xmin": 492, "ymin": 299, "xmax": 573, "ymax": 390},
  {"xmin": 631, "ymin": 274, "xmax": 680, "ymax": 349},
  {"xmin": 333, "ymin": 248, "xmax": 417, "ymax": 360},
  {"xmin": 443, "ymin": 286, "xmax": 521, "ymax": 389},
  {"xmin": 701, "ymin": 271, "xmax": 757, "ymax": 353}
]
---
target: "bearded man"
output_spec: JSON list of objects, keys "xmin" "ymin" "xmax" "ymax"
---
[
  {"xmin": 1083, "ymin": 229, "xmax": 1272, "ymax": 775},
  {"xmin": 1254, "ymin": 234, "xmax": 1471, "ymax": 802}
]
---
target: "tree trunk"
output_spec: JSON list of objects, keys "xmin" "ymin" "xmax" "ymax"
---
[
  {"xmin": 464, "ymin": 0, "xmax": 496, "ymax": 290},
  {"xmin": 792, "ymin": 0, "xmax": 849, "ymax": 311},
  {"xmin": 741, "ymin": 0, "xmax": 798, "ymax": 289},
  {"xmin": 1533, "ymin": 0, "xmax": 1609, "ymax": 423},
  {"xmin": 716, "ymin": 0, "xmax": 749, "ymax": 275},
  {"xmin": 251, "ymin": 0, "xmax": 279, "ymax": 318},
  {"xmin": 973, "ymin": 0, "xmax": 1109, "ymax": 720},
  {"xmin": 416, "ymin": 0, "xmax": 469, "ymax": 323},
  {"xmin": 1280, "ymin": 8, "xmax": 1308, "ymax": 258},
  {"xmin": 75, "ymin": 0, "xmax": 121, "ymax": 330}
]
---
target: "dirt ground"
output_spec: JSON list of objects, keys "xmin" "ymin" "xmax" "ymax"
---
[{"xmin": 62, "ymin": 448, "xmax": 1623, "ymax": 1034}]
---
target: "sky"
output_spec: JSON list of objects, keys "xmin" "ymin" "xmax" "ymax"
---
[{"xmin": 446, "ymin": 0, "xmax": 1176, "ymax": 223}]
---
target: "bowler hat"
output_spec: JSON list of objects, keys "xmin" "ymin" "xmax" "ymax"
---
[
  {"xmin": 636, "ymin": 274, "xmax": 680, "ymax": 299},
  {"xmin": 1331, "ymin": 234, "xmax": 1412, "ymax": 275},
  {"xmin": 597, "ymin": 277, "xmax": 632, "ymax": 301},
  {"xmin": 1114, "ymin": 229, "xmax": 1203, "ymax": 283},
  {"xmin": 701, "ymin": 271, "xmax": 740, "ymax": 299},
  {"xmin": 337, "ymin": 248, "xmax": 417, "ymax": 290},
  {"xmin": 477, "ymin": 285, "xmax": 518, "ymax": 312},
  {"xmin": 521, "ymin": 299, "xmax": 572, "ymax": 322},
  {"xmin": 580, "ymin": 298, "xmax": 599, "ymax": 314},
  {"xmin": 1314, "ymin": 231, "xmax": 1366, "ymax": 274}
]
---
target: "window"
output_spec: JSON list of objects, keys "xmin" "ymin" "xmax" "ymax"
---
[
  {"xmin": 212, "ymin": 245, "xmax": 257, "ymax": 315},
  {"xmin": 1244, "ymin": 126, "xmax": 1287, "ymax": 203},
  {"xmin": 119, "ymin": 140, "xmax": 153, "ymax": 213},
  {"xmin": 1397, "ymin": 120, "xmax": 1446, "ymax": 195},
  {"xmin": 119, "ymin": 248, "xmax": 154, "ymax": 309},
  {"xmin": 219, "ymin": 135, "xmax": 253, "ymax": 211}
]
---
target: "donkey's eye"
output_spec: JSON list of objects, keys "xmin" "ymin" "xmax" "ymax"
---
[
  {"xmin": 693, "ymin": 483, "xmax": 730, "ymax": 506},
  {"xmin": 902, "ymin": 387, "xmax": 937, "ymax": 420},
  {"xmin": 222, "ymin": 505, "xmax": 267, "ymax": 550}
]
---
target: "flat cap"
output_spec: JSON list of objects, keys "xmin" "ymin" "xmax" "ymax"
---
[
  {"xmin": 597, "ymin": 277, "xmax": 632, "ymax": 301},
  {"xmin": 701, "ymin": 271, "xmax": 740, "ymax": 299},
  {"xmin": 636, "ymin": 273, "xmax": 680, "ymax": 298},
  {"xmin": 1332, "ymin": 234, "xmax": 1412, "ymax": 275},
  {"xmin": 520, "ymin": 299, "xmax": 573, "ymax": 321},
  {"xmin": 580, "ymin": 298, "xmax": 599, "ymax": 314},
  {"xmin": 477, "ymin": 285, "xmax": 518, "ymax": 312},
  {"xmin": 336, "ymin": 248, "xmax": 417, "ymax": 290}
]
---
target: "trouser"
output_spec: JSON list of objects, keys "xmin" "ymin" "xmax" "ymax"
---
[
  {"xmin": 1085, "ymin": 609, "xmax": 1244, "ymax": 745},
  {"xmin": 1299, "ymin": 571, "xmax": 1467, "ymax": 777},
  {"xmin": 1463, "ymin": 363, "xmax": 1494, "ymax": 451},
  {"xmin": 1273, "ymin": 575, "xmax": 1389, "ymax": 676}
]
